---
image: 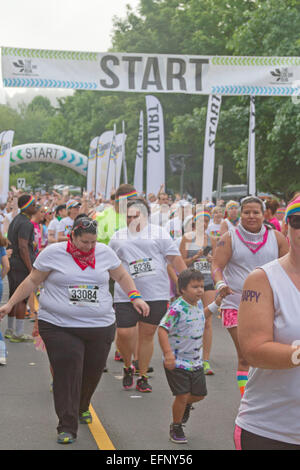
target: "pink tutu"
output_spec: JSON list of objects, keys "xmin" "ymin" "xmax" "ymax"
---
[{"xmin": 221, "ymin": 308, "xmax": 238, "ymax": 328}]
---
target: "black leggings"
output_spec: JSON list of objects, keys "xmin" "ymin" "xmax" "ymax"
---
[
  {"xmin": 39, "ymin": 320, "xmax": 115, "ymax": 437},
  {"xmin": 235, "ymin": 426, "xmax": 300, "ymax": 450}
]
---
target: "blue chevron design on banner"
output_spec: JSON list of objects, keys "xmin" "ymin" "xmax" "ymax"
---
[
  {"xmin": 76, "ymin": 157, "xmax": 83, "ymax": 167},
  {"xmin": 3, "ymin": 78, "xmax": 97, "ymax": 90},
  {"xmin": 60, "ymin": 151, "xmax": 67, "ymax": 160},
  {"xmin": 69, "ymin": 154, "xmax": 75, "ymax": 164},
  {"xmin": 211, "ymin": 85, "xmax": 300, "ymax": 96}
]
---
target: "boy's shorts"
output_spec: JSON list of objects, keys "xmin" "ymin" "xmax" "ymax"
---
[
  {"xmin": 164, "ymin": 366, "xmax": 207, "ymax": 397},
  {"xmin": 114, "ymin": 301, "xmax": 168, "ymax": 328}
]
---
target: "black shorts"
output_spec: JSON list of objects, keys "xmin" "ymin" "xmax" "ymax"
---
[
  {"xmin": 164, "ymin": 366, "xmax": 207, "ymax": 397},
  {"xmin": 7, "ymin": 269, "xmax": 29, "ymax": 302},
  {"xmin": 114, "ymin": 301, "xmax": 168, "ymax": 328}
]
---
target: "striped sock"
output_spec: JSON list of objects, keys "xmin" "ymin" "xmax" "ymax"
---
[{"xmin": 236, "ymin": 370, "xmax": 249, "ymax": 397}]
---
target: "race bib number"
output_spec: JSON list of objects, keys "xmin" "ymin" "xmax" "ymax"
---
[
  {"xmin": 129, "ymin": 258, "xmax": 155, "ymax": 278},
  {"xmin": 193, "ymin": 258, "xmax": 211, "ymax": 274},
  {"xmin": 68, "ymin": 285, "xmax": 99, "ymax": 306}
]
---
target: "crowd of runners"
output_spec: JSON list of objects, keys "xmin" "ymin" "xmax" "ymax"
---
[{"xmin": 0, "ymin": 183, "xmax": 299, "ymax": 450}]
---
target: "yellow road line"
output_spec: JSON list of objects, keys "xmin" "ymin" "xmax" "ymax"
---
[{"xmin": 88, "ymin": 404, "xmax": 116, "ymax": 450}]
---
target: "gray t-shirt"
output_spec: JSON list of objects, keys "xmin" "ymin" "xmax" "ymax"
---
[{"xmin": 33, "ymin": 241, "xmax": 121, "ymax": 327}]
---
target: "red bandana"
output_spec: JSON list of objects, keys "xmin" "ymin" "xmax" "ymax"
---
[{"xmin": 66, "ymin": 239, "xmax": 96, "ymax": 270}]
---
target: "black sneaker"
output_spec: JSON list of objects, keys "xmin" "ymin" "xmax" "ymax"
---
[
  {"xmin": 132, "ymin": 360, "xmax": 154, "ymax": 375},
  {"xmin": 182, "ymin": 404, "xmax": 194, "ymax": 424},
  {"xmin": 123, "ymin": 365, "xmax": 135, "ymax": 389},
  {"xmin": 169, "ymin": 423, "xmax": 187, "ymax": 444},
  {"xmin": 136, "ymin": 375, "xmax": 152, "ymax": 393}
]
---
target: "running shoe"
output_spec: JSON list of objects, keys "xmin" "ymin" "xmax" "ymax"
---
[
  {"xmin": 203, "ymin": 360, "xmax": 214, "ymax": 375},
  {"xmin": 79, "ymin": 410, "xmax": 92, "ymax": 424},
  {"xmin": 9, "ymin": 333, "xmax": 34, "ymax": 343},
  {"xmin": 57, "ymin": 432, "xmax": 76, "ymax": 444},
  {"xmin": 182, "ymin": 404, "xmax": 194, "ymax": 424},
  {"xmin": 4, "ymin": 329, "xmax": 13, "ymax": 339},
  {"xmin": 169, "ymin": 423, "xmax": 187, "ymax": 444},
  {"xmin": 136, "ymin": 375, "xmax": 152, "ymax": 393},
  {"xmin": 114, "ymin": 350, "xmax": 123, "ymax": 362},
  {"xmin": 132, "ymin": 360, "xmax": 154, "ymax": 375},
  {"xmin": 0, "ymin": 355, "xmax": 6, "ymax": 366},
  {"xmin": 123, "ymin": 365, "xmax": 135, "ymax": 389}
]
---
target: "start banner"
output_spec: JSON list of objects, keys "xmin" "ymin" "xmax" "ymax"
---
[{"xmin": 2, "ymin": 47, "xmax": 300, "ymax": 96}]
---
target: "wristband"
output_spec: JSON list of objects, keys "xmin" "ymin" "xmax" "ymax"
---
[
  {"xmin": 215, "ymin": 280, "xmax": 226, "ymax": 290},
  {"xmin": 128, "ymin": 290, "xmax": 142, "ymax": 302},
  {"xmin": 207, "ymin": 301, "xmax": 219, "ymax": 315}
]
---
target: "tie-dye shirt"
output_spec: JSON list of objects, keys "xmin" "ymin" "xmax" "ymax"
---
[{"xmin": 159, "ymin": 296, "xmax": 205, "ymax": 371}]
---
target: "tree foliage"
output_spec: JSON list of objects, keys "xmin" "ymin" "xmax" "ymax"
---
[{"xmin": 2, "ymin": 0, "xmax": 300, "ymax": 199}]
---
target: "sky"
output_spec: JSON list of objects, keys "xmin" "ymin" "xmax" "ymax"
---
[{"xmin": 0, "ymin": 0, "xmax": 140, "ymax": 104}]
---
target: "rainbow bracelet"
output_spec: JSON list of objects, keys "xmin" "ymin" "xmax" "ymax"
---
[
  {"xmin": 215, "ymin": 280, "xmax": 227, "ymax": 291},
  {"xmin": 128, "ymin": 290, "xmax": 142, "ymax": 302}
]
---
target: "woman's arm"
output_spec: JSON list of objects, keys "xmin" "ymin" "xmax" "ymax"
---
[
  {"xmin": 57, "ymin": 231, "xmax": 68, "ymax": 242},
  {"xmin": 0, "ymin": 268, "xmax": 50, "ymax": 319},
  {"xmin": 219, "ymin": 220, "xmax": 229, "ymax": 236},
  {"xmin": 1, "ymin": 254, "xmax": 10, "ymax": 279},
  {"xmin": 166, "ymin": 254, "xmax": 187, "ymax": 274},
  {"xmin": 210, "ymin": 232, "xmax": 233, "ymax": 296},
  {"xmin": 238, "ymin": 269, "xmax": 300, "ymax": 369},
  {"xmin": 109, "ymin": 264, "xmax": 150, "ymax": 317},
  {"xmin": 179, "ymin": 234, "xmax": 203, "ymax": 266}
]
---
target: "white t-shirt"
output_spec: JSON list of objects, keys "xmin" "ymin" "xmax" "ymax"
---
[
  {"xmin": 109, "ymin": 223, "xmax": 180, "ymax": 302},
  {"xmin": 33, "ymin": 242, "xmax": 121, "ymax": 327},
  {"xmin": 57, "ymin": 216, "xmax": 75, "ymax": 237},
  {"xmin": 47, "ymin": 217, "xmax": 61, "ymax": 242},
  {"xmin": 165, "ymin": 216, "xmax": 183, "ymax": 239},
  {"xmin": 206, "ymin": 220, "xmax": 222, "ymax": 238}
]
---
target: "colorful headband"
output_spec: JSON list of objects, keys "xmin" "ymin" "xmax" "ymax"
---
[
  {"xmin": 20, "ymin": 196, "xmax": 35, "ymax": 211},
  {"xmin": 194, "ymin": 211, "xmax": 211, "ymax": 222},
  {"xmin": 226, "ymin": 201, "xmax": 239, "ymax": 210},
  {"xmin": 66, "ymin": 200, "xmax": 80, "ymax": 210},
  {"xmin": 276, "ymin": 208, "xmax": 286, "ymax": 214},
  {"xmin": 115, "ymin": 191, "xmax": 138, "ymax": 203},
  {"xmin": 285, "ymin": 197, "xmax": 300, "ymax": 222}
]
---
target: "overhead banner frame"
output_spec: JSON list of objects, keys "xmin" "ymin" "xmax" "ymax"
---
[{"xmin": 1, "ymin": 47, "xmax": 300, "ymax": 96}]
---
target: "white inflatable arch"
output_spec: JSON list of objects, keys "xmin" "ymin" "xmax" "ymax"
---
[{"xmin": 10, "ymin": 143, "xmax": 88, "ymax": 176}]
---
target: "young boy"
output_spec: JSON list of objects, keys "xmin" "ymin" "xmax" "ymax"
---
[{"xmin": 158, "ymin": 268, "xmax": 226, "ymax": 444}]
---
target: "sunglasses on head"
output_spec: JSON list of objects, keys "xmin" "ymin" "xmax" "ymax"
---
[
  {"xmin": 287, "ymin": 215, "xmax": 300, "ymax": 229},
  {"xmin": 73, "ymin": 219, "xmax": 98, "ymax": 232}
]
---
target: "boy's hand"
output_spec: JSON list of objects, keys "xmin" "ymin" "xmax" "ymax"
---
[
  {"xmin": 164, "ymin": 351, "xmax": 176, "ymax": 370},
  {"xmin": 215, "ymin": 289, "xmax": 230, "ymax": 306}
]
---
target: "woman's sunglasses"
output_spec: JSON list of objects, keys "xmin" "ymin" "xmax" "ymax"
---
[
  {"xmin": 73, "ymin": 219, "xmax": 98, "ymax": 232},
  {"xmin": 287, "ymin": 215, "xmax": 300, "ymax": 229}
]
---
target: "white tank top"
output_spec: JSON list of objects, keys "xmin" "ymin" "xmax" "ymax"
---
[
  {"xmin": 236, "ymin": 259, "xmax": 300, "ymax": 445},
  {"xmin": 221, "ymin": 227, "xmax": 278, "ymax": 310}
]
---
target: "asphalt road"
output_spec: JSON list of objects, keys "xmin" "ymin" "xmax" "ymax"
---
[{"xmin": 0, "ymin": 279, "xmax": 240, "ymax": 451}]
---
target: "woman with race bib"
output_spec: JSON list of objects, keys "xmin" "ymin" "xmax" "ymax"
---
[
  {"xmin": 109, "ymin": 197, "xmax": 186, "ymax": 393},
  {"xmin": 179, "ymin": 210, "xmax": 215, "ymax": 375},
  {"xmin": 211, "ymin": 196, "xmax": 289, "ymax": 398},
  {"xmin": 0, "ymin": 216, "xmax": 149, "ymax": 445}
]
